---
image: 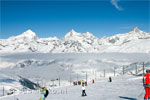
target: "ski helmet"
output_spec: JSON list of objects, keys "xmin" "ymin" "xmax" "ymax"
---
[{"xmin": 146, "ymin": 69, "xmax": 150, "ymax": 73}]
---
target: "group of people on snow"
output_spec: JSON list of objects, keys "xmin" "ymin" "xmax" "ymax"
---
[
  {"xmin": 39, "ymin": 78, "xmax": 111, "ymax": 99},
  {"xmin": 73, "ymin": 80, "xmax": 87, "ymax": 86},
  {"xmin": 73, "ymin": 80, "xmax": 88, "ymax": 97},
  {"xmin": 38, "ymin": 70, "xmax": 150, "ymax": 100}
]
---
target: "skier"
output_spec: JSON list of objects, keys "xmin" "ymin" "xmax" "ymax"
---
[
  {"xmin": 39, "ymin": 87, "xmax": 48, "ymax": 100},
  {"xmin": 109, "ymin": 76, "xmax": 112, "ymax": 82},
  {"xmin": 73, "ymin": 81, "xmax": 76, "ymax": 86},
  {"xmin": 78, "ymin": 81, "xmax": 81, "ymax": 85},
  {"xmin": 143, "ymin": 69, "xmax": 150, "ymax": 100},
  {"xmin": 82, "ymin": 85, "xmax": 87, "ymax": 97},
  {"xmin": 92, "ymin": 79, "xmax": 95, "ymax": 83},
  {"xmin": 75, "ymin": 81, "xmax": 77, "ymax": 85},
  {"xmin": 85, "ymin": 82, "xmax": 87, "ymax": 86},
  {"xmin": 82, "ymin": 80, "xmax": 85, "ymax": 86}
]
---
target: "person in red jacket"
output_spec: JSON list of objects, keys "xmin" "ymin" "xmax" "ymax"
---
[
  {"xmin": 143, "ymin": 69, "xmax": 150, "ymax": 100},
  {"xmin": 92, "ymin": 79, "xmax": 94, "ymax": 83}
]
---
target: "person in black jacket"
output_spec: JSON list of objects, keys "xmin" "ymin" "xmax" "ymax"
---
[{"xmin": 82, "ymin": 85, "xmax": 87, "ymax": 97}]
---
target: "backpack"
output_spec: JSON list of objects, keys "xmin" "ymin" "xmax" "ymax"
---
[{"xmin": 44, "ymin": 89, "xmax": 49, "ymax": 98}]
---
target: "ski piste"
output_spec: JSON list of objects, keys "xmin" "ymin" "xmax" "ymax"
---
[
  {"xmin": 0, "ymin": 52, "xmax": 150, "ymax": 100},
  {"xmin": 0, "ymin": 75, "xmax": 145, "ymax": 100}
]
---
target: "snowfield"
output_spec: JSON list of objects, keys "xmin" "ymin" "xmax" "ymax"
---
[
  {"xmin": 0, "ymin": 75, "xmax": 144, "ymax": 100},
  {"xmin": 0, "ymin": 53, "xmax": 150, "ymax": 100}
]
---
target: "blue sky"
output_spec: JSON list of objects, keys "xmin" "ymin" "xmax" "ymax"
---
[{"xmin": 0, "ymin": 0, "xmax": 150, "ymax": 39}]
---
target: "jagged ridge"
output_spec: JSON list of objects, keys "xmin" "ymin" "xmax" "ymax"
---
[{"xmin": 0, "ymin": 27, "xmax": 150, "ymax": 53}]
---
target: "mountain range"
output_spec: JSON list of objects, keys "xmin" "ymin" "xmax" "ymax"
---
[{"xmin": 0, "ymin": 27, "xmax": 150, "ymax": 53}]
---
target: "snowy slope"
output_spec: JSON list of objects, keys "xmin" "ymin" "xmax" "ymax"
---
[
  {"xmin": 0, "ymin": 27, "xmax": 150, "ymax": 53},
  {"xmin": 0, "ymin": 75, "xmax": 144, "ymax": 100},
  {"xmin": 0, "ymin": 53, "xmax": 150, "ymax": 97}
]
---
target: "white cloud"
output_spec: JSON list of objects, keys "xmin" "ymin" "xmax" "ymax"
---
[{"xmin": 111, "ymin": 0, "xmax": 123, "ymax": 11}]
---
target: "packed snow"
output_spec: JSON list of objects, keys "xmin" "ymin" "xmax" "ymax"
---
[
  {"xmin": 0, "ymin": 75, "xmax": 145, "ymax": 100},
  {"xmin": 0, "ymin": 53, "xmax": 150, "ymax": 100}
]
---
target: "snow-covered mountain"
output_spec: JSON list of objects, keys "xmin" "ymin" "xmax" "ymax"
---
[{"xmin": 0, "ymin": 27, "xmax": 150, "ymax": 53}]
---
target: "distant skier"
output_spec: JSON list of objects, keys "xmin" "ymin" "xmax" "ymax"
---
[
  {"xmin": 82, "ymin": 80, "xmax": 85, "ymax": 86},
  {"xmin": 39, "ymin": 87, "xmax": 49, "ymax": 100},
  {"xmin": 109, "ymin": 76, "xmax": 112, "ymax": 82},
  {"xmin": 143, "ymin": 69, "xmax": 150, "ymax": 100},
  {"xmin": 78, "ymin": 81, "xmax": 81, "ymax": 85},
  {"xmin": 92, "ymin": 79, "xmax": 95, "ymax": 83},
  {"xmin": 75, "ymin": 81, "xmax": 77, "ymax": 85},
  {"xmin": 82, "ymin": 85, "xmax": 87, "ymax": 97},
  {"xmin": 85, "ymin": 82, "xmax": 87, "ymax": 86},
  {"xmin": 73, "ymin": 81, "xmax": 76, "ymax": 86}
]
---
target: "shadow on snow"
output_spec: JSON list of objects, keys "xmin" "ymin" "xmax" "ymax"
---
[{"xmin": 119, "ymin": 96, "xmax": 137, "ymax": 100}]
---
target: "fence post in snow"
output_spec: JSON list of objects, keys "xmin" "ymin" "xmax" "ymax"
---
[
  {"xmin": 66, "ymin": 88, "xmax": 67, "ymax": 94},
  {"xmin": 135, "ymin": 64, "xmax": 137, "ymax": 75},
  {"xmin": 86, "ymin": 72, "xmax": 88, "ymax": 83},
  {"xmin": 59, "ymin": 77, "xmax": 61, "ymax": 86},
  {"xmin": 123, "ymin": 66, "xmax": 124, "ymax": 75},
  {"xmin": 143, "ymin": 62, "xmax": 145, "ymax": 76},
  {"xmin": 93, "ymin": 69, "xmax": 94, "ymax": 75},
  {"xmin": 77, "ymin": 74, "xmax": 78, "ymax": 82},
  {"xmin": 114, "ymin": 67, "xmax": 116, "ymax": 76},
  {"xmin": 59, "ymin": 77, "xmax": 60, "ymax": 86},
  {"xmin": 104, "ymin": 69, "xmax": 105, "ymax": 77},
  {"xmin": 3, "ymin": 87, "xmax": 4, "ymax": 96},
  {"xmin": 70, "ymin": 76, "xmax": 72, "ymax": 86},
  {"xmin": 42, "ymin": 80, "xmax": 43, "ymax": 87},
  {"xmin": 95, "ymin": 70, "xmax": 96, "ymax": 80},
  {"xmin": 23, "ymin": 82, "xmax": 25, "ymax": 92}
]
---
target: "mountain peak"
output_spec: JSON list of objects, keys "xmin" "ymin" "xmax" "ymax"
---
[
  {"xmin": 70, "ymin": 29, "xmax": 76, "ymax": 33},
  {"xmin": 26, "ymin": 29, "xmax": 33, "ymax": 32},
  {"xmin": 64, "ymin": 29, "xmax": 79, "ymax": 38},
  {"xmin": 22, "ymin": 29, "xmax": 36, "ymax": 35},
  {"xmin": 84, "ymin": 32, "xmax": 95, "ymax": 37},
  {"xmin": 130, "ymin": 27, "xmax": 141, "ymax": 33},
  {"xmin": 128, "ymin": 27, "xmax": 147, "ymax": 36},
  {"xmin": 14, "ymin": 29, "xmax": 38, "ymax": 40}
]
